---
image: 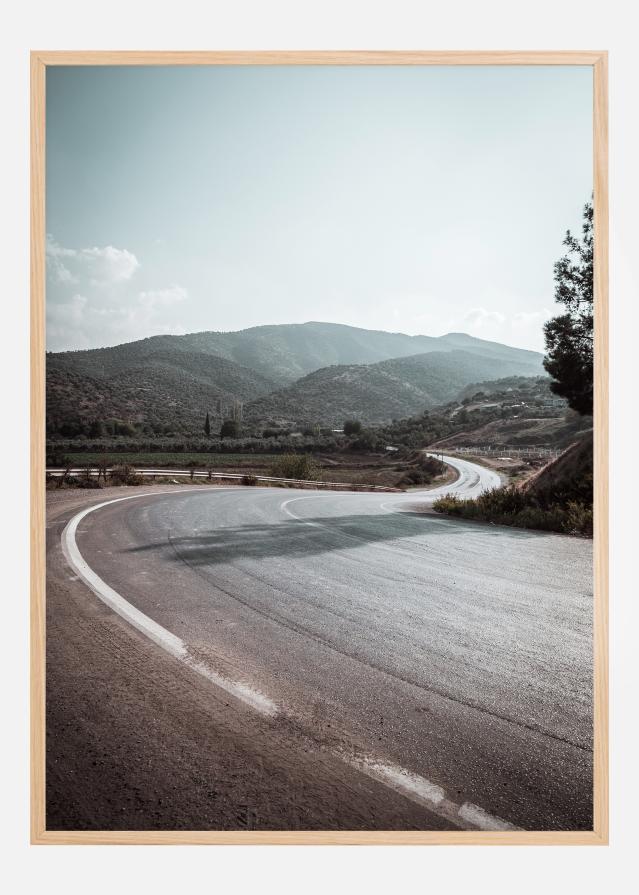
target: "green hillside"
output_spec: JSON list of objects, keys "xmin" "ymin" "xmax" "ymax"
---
[
  {"xmin": 46, "ymin": 349, "xmax": 277, "ymax": 436},
  {"xmin": 46, "ymin": 322, "xmax": 544, "ymax": 435},
  {"xmin": 245, "ymin": 350, "xmax": 548, "ymax": 427},
  {"xmin": 50, "ymin": 322, "xmax": 543, "ymax": 386}
]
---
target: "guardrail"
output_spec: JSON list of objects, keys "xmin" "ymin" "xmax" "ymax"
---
[
  {"xmin": 45, "ymin": 468, "xmax": 403, "ymax": 492},
  {"xmin": 442, "ymin": 446, "xmax": 563, "ymax": 460}
]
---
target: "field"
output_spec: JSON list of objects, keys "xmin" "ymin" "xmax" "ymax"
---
[
  {"xmin": 53, "ymin": 452, "xmax": 281, "ymax": 469},
  {"xmin": 47, "ymin": 449, "xmax": 455, "ymax": 491}
]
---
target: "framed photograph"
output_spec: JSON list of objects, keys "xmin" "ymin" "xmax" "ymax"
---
[{"xmin": 31, "ymin": 51, "xmax": 608, "ymax": 845}]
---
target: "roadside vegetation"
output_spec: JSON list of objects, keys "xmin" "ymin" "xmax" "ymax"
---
[
  {"xmin": 433, "ymin": 486, "xmax": 592, "ymax": 537},
  {"xmin": 269, "ymin": 453, "xmax": 319, "ymax": 480}
]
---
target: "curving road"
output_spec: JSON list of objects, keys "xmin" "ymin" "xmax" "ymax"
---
[{"xmin": 49, "ymin": 455, "xmax": 592, "ymax": 831}]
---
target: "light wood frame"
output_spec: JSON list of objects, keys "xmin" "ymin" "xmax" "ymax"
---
[{"xmin": 30, "ymin": 50, "xmax": 609, "ymax": 846}]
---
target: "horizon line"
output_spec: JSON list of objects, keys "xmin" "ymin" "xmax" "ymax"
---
[{"xmin": 46, "ymin": 320, "xmax": 545, "ymax": 356}]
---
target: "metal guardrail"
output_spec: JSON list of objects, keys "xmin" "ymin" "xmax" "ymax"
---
[
  {"xmin": 446, "ymin": 446, "xmax": 562, "ymax": 459},
  {"xmin": 45, "ymin": 468, "xmax": 403, "ymax": 492}
]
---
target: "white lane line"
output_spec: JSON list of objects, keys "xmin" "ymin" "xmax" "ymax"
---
[
  {"xmin": 61, "ymin": 487, "xmax": 522, "ymax": 831},
  {"xmin": 280, "ymin": 494, "xmax": 324, "ymax": 523},
  {"xmin": 345, "ymin": 753, "xmax": 520, "ymax": 832},
  {"xmin": 61, "ymin": 491, "xmax": 278, "ymax": 717}
]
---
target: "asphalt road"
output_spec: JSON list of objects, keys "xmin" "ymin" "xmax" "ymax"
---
[{"xmin": 48, "ymin": 456, "xmax": 593, "ymax": 831}]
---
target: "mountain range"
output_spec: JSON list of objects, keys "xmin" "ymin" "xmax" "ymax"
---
[{"xmin": 46, "ymin": 322, "xmax": 545, "ymax": 434}]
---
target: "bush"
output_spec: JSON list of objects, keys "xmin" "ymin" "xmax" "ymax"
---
[
  {"xmin": 269, "ymin": 453, "xmax": 319, "ymax": 481},
  {"xmin": 418, "ymin": 455, "xmax": 447, "ymax": 476},
  {"xmin": 350, "ymin": 429, "xmax": 378, "ymax": 452},
  {"xmin": 241, "ymin": 474, "xmax": 258, "ymax": 486},
  {"xmin": 109, "ymin": 464, "xmax": 143, "ymax": 486},
  {"xmin": 433, "ymin": 486, "xmax": 592, "ymax": 536},
  {"xmin": 76, "ymin": 477, "xmax": 103, "ymax": 489},
  {"xmin": 564, "ymin": 500, "xmax": 593, "ymax": 537},
  {"xmin": 344, "ymin": 419, "xmax": 362, "ymax": 436},
  {"xmin": 396, "ymin": 455, "xmax": 447, "ymax": 487},
  {"xmin": 49, "ymin": 474, "xmax": 103, "ymax": 490},
  {"xmin": 398, "ymin": 469, "xmax": 432, "ymax": 487}
]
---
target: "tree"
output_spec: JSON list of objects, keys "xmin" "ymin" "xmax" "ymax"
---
[
  {"xmin": 220, "ymin": 419, "xmax": 239, "ymax": 439},
  {"xmin": 352, "ymin": 429, "xmax": 376, "ymax": 452},
  {"xmin": 88, "ymin": 419, "xmax": 105, "ymax": 438},
  {"xmin": 343, "ymin": 419, "xmax": 362, "ymax": 436},
  {"xmin": 543, "ymin": 200, "xmax": 594, "ymax": 415},
  {"xmin": 203, "ymin": 411, "xmax": 211, "ymax": 436}
]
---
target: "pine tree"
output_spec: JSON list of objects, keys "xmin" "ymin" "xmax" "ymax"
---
[
  {"xmin": 204, "ymin": 411, "xmax": 211, "ymax": 436},
  {"xmin": 543, "ymin": 200, "xmax": 594, "ymax": 416}
]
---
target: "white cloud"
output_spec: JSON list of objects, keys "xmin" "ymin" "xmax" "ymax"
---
[
  {"xmin": 46, "ymin": 235, "xmax": 139, "ymax": 287},
  {"xmin": 46, "ymin": 236, "xmax": 188, "ymax": 351},
  {"xmin": 138, "ymin": 285, "xmax": 188, "ymax": 308},
  {"xmin": 81, "ymin": 244, "xmax": 140, "ymax": 283},
  {"xmin": 463, "ymin": 307, "xmax": 507, "ymax": 328},
  {"xmin": 434, "ymin": 304, "xmax": 554, "ymax": 352},
  {"xmin": 513, "ymin": 308, "xmax": 553, "ymax": 328}
]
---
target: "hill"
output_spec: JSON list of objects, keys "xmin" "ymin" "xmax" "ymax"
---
[
  {"xmin": 245, "ymin": 350, "xmax": 548, "ymax": 427},
  {"xmin": 46, "ymin": 349, "xmax": 277, "ymax": 436},
  {"xmin": 50, "ymin": 322, "xmax": 543, "ymax": 386},
  {"xmin": 522, "ymin": 433, "xmax": 593, "ymax": 504},
  {"xmin": 425, "ymin": 376, "xmax": 590, "ymax": 450},
  {"xmin": 46, "ymin": 322, "xmax": 544, "ymax": 435},
  {"xmin": 373, "ymin": 376, "xmax": 589, "ymax": 451}
]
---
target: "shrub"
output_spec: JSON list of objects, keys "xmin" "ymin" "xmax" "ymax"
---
[
  {"xmin": 241, "ymin": 474, "xmax": 258, "ymax": 486},
  {"xmin": 350, "ymin": 429, "xmax": 378, "ymax": 452},
  {"xmin": 396, "ymin": 455, "xmax": 447, "ymax": 487},
  {"xmin": 109, "ymin": 464, "xmax": 143, "ymax": 486},
  {"xmin": 418, "ymin": 455, "xmax": 447, "ymax": 477},
  {"xmin": 433, "ymin": 486, "xmax": 592, "ymax": 536},
  {"xmin": 269, "ymin": 453, "xmax": 319, "ymax": 481},
  {"xmin": 344, "ymin": 419, "xmax": 362, "ymax": 436},
  {"xmin": 77, "ymin": 477, "xmax": 103, "ymax": 489},
  {"xmin": 564, "ymin": 500, "xmax": 593, "ymax": 537}
]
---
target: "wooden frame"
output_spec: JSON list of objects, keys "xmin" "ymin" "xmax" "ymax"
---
[{"xmin": 30, "ymin": 50, "xmax": 609, "ymax": 845}]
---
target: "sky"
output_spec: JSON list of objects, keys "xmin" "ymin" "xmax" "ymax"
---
[{"xmin": 46, "ymin": 65, "xmax": 592, "ymax": 353}]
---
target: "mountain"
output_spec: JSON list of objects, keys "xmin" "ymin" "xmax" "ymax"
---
[
  {"xmin": 46, "ymin": 322, "xmax": 545, "ymax": 435},
  {"xmin": 50, "ymin": 322, "xmax": 542, "ymax": 386},
  {"xmin": 46, "ymin": 349, "xmax": 278, "ymax": 435},
  {"xmin": 245, "ymin": 349, "xmax": 547, "ymax": 427}
]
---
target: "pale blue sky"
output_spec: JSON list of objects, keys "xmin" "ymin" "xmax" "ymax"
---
[{"xmin": 46, "ymin": 65, "xmax": 592, "ymax": 352}]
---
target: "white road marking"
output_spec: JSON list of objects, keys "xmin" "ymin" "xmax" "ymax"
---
[
  {"xmin": 345, "ymin": 753, "xmax": 520, "ymax": 832},
  {"xmin": 280, "ymin": 494, "xmax": 323, "ymax": 524},
  {"xmin": 60, "ymin": 484, "xmax": 522, "ymax": 831},
  {"xmin": 458, "ymin": 801, "xmax": 519, "ymax": 832},
  {"xmin": 61, "ymin": 491, "xmax": 278, "ymax": 717}
]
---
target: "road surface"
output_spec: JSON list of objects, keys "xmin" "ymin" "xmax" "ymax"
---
[{"xmin": 46, "ymin": 455, "xmax": 592, "ymax": 831}]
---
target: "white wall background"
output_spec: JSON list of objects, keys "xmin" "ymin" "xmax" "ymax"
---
[{"xmin": 0, "ymin": 2, "xmax": 636, "ymax": 892}]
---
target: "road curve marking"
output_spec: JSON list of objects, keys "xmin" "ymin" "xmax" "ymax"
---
[{"xmin": 61, "ymin": 490, "xmax": 278, "ymax": 717}]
